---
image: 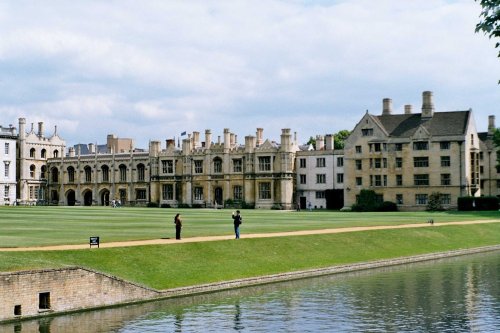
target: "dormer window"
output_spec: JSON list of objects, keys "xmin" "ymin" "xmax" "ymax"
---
[{"xmin": 362, "ymin": 128, "xmax": 373, "ymax": 136}]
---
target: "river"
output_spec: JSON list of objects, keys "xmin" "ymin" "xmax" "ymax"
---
[{"xmin": 2, "ymin": 250, "xmax": 499, "ymax": 332}]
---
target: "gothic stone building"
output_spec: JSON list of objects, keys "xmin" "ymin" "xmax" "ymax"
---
[
  {"xmin": 344, "ymin": 91, "xmax": 481, "ymax": 210},
  {"xmin": 479, "ymin": 115, "xmax": 500, "ymax": 198},
  {"xmin": 1, "ymin": 124, "xmax": 17, "ymax": 205}
]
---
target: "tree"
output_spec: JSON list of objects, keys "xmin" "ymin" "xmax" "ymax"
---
[
  {"xmin": 306, "ymin": 136, "xmax": 316, "ymax": 149},
  {"xmin": 334, "ymin": 130, "xmax": 351, "ymax": 150},
  {"xmin": 475, "ymin": 1, "xmax": 500, "ymax": 61},
  {"xmin": 494, "ymin": 128, "xmax": 500, "ymax": 167}
]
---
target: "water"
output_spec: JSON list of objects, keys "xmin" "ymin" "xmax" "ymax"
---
[{"xmin": 3, "ymin": 251, "xmax": 499, "ymax": 332}]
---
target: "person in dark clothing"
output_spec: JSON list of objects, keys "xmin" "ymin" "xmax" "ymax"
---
[
  {"xmin": 232, "ymin": 210, "xmax": 242, "ymax": 239},
  {"xmin": 174, "ymin": 213, "xmax": 182, "ymax": 240}
]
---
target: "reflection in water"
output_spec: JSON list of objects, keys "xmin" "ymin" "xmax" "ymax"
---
[{"xmin": 1, "ymin": 251, "xmax": 499, "ymax": 332}]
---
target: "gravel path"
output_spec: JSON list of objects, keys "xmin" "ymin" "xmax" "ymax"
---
[{"xmin": 1, "ymin": 219, "xmax": 498, "ymax": 252}]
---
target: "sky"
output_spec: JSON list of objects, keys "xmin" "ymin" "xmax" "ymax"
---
[{"xmin": 0, "ymin": 0, "xmax": 499, "ymax": 149}]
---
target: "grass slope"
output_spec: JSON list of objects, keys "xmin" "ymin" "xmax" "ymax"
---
[{"xmin": 0, "ymin": 223, "xmax": 498, "ymax": 290}]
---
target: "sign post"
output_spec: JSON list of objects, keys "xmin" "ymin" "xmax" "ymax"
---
[{"xmin": 90, "ymin": 236, "xmax": 100, "ymax": 248}]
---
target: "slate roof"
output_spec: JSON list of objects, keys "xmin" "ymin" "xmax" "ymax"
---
[
  {"xmin": 478, "ymin": 132, "xmax": 496, "ymax": 151},
  {"xmin": 375, "ymin": 111, "xmax": 470, "ymax": 138}
]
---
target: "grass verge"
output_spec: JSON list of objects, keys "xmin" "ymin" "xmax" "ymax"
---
[{"xmin": 0, "ymin": 223, "xmax": 499, "ymax": 290}]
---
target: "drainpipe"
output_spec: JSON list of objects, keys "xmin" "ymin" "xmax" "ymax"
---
[{"xmin": 459, "ymin": 141, "xmax": 463, "ymax": 197}]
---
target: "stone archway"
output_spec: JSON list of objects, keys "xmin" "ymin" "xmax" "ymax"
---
[
  {"xmin": 214, "ymin": 187, "xmax": 223, "ymax": 206},
  {"xmin": 100, "ymin": 189, "xmax": 110, "ymax": 206},
  {"xmin": 83, "ymin": 191, "xmax": 93, "ymax": 206},
  {"xmin": 67, "ymin": 190, "xmax": 76, "ymax": 206}
]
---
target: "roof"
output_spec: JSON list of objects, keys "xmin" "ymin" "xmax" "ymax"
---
[{"xmin": 376, "ymin": 111, "xmax": 470, "ymax": 138}]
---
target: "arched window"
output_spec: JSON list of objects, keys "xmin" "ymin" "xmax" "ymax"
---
[
  {"xmin": 30, "ymin": 164, "xmax": 36, "ymax": 178},
  {"xmin": 41, "ymin": 149, "xmax": 47, "ymax": 159},
  {"xmin": 30, "ymin": 148, "xmax": 36, "ymax": 158},
  {"xmin": 84, "ymin": 166, "xmax": 92, "ymax": 182},
  {"xmin": 213, "ymin": 157, "xmax": 222, "ymax": 173},
  {"xmin": 119, "ymin": 164, "xmax": 127, "ymax": 182},
  {"xmin": 51, "ymin": 167, "xmax": 59, "ymax": 183},
  {"xmin": 67, "ymin": 166, "xmax": 75, "ymax": 183},
  {"xmin": 101, "ymin": 165, "xmax": 110, "ymax": 182},
  {"xmin": 53, "ymin": 150, "xmax": 59, "ymax": 158},
  {"xmin": 137, "ymin": 163, "xmax": 145, "ymax": 181},
  {"xmin": 40, "ymin": 165, "xmax": 47, "ymax": 179}
]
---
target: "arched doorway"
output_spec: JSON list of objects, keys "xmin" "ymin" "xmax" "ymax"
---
[
  {"xmin": 67, "ymin": 190, "xmax": 76, "ymax": 206},
  {"xmin": 100, "ymin": 189, "xmax": 110, "ymax": 206},
  {"xmin": 214, "ymin": 187, "xmax": 223, "ymax": 206},
  {"xmin": 83, "ymin": 191, "xmax": 93, "ymax": 206}
]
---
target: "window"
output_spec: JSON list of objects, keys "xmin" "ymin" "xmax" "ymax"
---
[
  {"xmin": 471, "ymin": 134, "xmax": 474, "ymax": 145},
  {"xmin": 39, "ymin": 292, "xmax": 50, "ymax": 310},
  {"xmin": 396, "ymin": 194, "xmax": 403, "ymax": 205},
  {"xmin": 383, "ymin": 175, "xmax": 387, "ymax": 186},
  {"xmin": 479, "ymin": 152, "xmax": 483, "ymax": 160},
  {"xmin": 362, "ymin": 128, "xmax": 373, "ymax": 136},
  {"xmin": 162, "ymin": 184, "xmax": 174, "ymax": 200},
  {"xmin": 30, "ymin": 165, "xmax": 35, "ymax": 178},
  {"xmin": 373, "ymin": 143, "xmax": 381, "ymax": 152},
  {"xmin": 395, "ymin": 143, "xmax": 403, "ymax": 151},
  {"xmin": 415, "ymin": 194, "xmax": 428, "ymax": 205},
  {"xmin": 213, "ymin": 158, "xmax": 222, "ymax": 173},
  {"xmin": 337, "ymin": 173, "xmax": 344, "ymax": 183},
  {"xmin": 396, "ymin": 157, "xmax": 403, "ymax": 168},
  {"xmin": 41, "ymin": 149, "xmax": 46, "ymax": 159},
  {"xmin": 137, "ymin": 164, "xmax": 145, "ymax": 181},
  {"xmin": 396, "ymin": 174, "xmax": 403, "ymax": 186},
  {"xmin": 259, "ymin": 156, "xmax": 271, "ymax": 171},
  {"xmin": 441, "ymin": 156, "xmax": 450, "ymax": 167},
  {"xmin": 233, "ymin": 159, "xmax": 242, "ymax": 172},
  {"xmin": 356, "ymin": 177, "xmax": 362, "ymax": 186},
  {"xmin": 85, "ymin": 166, "xmax": 92, "ymax": 182},
  {"xmin": 355, "ymin": 160, "xmax": 362, "ymax": 170},
  {"xmin": 414, "ymin": 174, "xmax": 429, "ymax": 186},
  {"xmin": 480, "ymin": 166, "xmax": 484, "ymax": 174},
  {"xmin": 413, "ymin": 141, "xmax": 429, "ymax": 150},
  {"xmin": 162, "ymin": 160, "xmax": 174, "ymax": 173},
  {"xmin": 355, "ymin": 146, "xmax": 362, "ymax": 153},
  {"xmin": 316, "ymin": 158, "xmax": 325, "ymax": 168},
  {"xmin": 383, "ymin": 158, "xmax": 387, "ymax": 168},
  {"xmin": 194, "ymin": 160, "xmax": 203, "ymax": 173},
  {"xmin": 30, "ymin": 148, "xmax": 35, "ymax": 158},
  {"xmin": 259, "ymin": 182, "xmax": 271, "ymax": 199},
  {"xmin": 101, "ymin": 165, "xmax": 109, "ymax": 182},
  {"xmin": 337, "ymin": 157, "xmax": 343, "ymax": 167},
  {"xmin": 119, "ymin": 165, "xmax": 126, "ymax": 182},
  {"xmin": 53, "ymin": 150, "xmax": 59, "ymax": 158},
  {"xmin": 194, "ymin": 187, "xmax": 204, "ymax": 200},
  {"xmin": 4, "ymin": 143, "xmax": 8, "ymax": 155},
  {"xmin": 299, "ymin": 158, "xmax": 306, "ymax": 168},
  {"xmin": 299, "ymin": 174, "xmax": 306, "ymax": 184},
  {"xmin": 51, "ymin": 168, "xmax": 58, "ymax": 183},
  {"xmin": 68, "ymin": 166, "xmax": 75, "ymax": 183},
  {"xmin": 136, "ymin": 189, "xmax": 147, "ymax": 200},
  {"xmin": 40, "ymin": 165, "xmax": 46, "ymax": 179},
  {"xmin": 497, "ymin": 180, "xmax": 500, "ymax": 188},
  {"xmin": 233, "ymin": 185, "xmax": 243, "ymax": 200},
  {"xmin": 441, "ymin": 174, "xmax": 451, "ymax": 185},
  {"xmin": 440, "ymin": 141, "xmax": 450, "ymax": 150},
  {"xmin": 374, "ymin": 175, "xmax": 382, "ymax": 186},
  {"xmin": 374, "ymin": 158, "xmax": 381, "ymax": 168},
  {"xmin": 316, "ymin": 191, "xmax": 325, "ymax": 199},
  {"xmin": 4, "ymin": 162, "xmax": 9, "ymax": 177},
  {"xmin": 4, "ymin": 185, "xmax": 9, "ymax": 198},
  {"xmin": 440, "ymin": 194, "xmax": 451, "ymax": 205},
  {"xmin": 316, "ymin": 174, "xmax": 326, "ymax": 184},
  {"xmin": 414, "ymin": 157, "xmax": 429, "ymax": 167}
]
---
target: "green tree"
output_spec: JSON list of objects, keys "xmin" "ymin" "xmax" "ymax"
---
[
  {"xmin": 475, "ymin": 1, "xmax": 500, "ymax": 64},
  {"xmin": 306, "ymin": 136, "xmax": 316, "ymax": 149},
  {"xmin": 334, "ymin": 130, "xmax": 351, "ymax": 149},
  {"xmin": 427, "ymin": 192, "xmax": 444, "ymax": 211}
]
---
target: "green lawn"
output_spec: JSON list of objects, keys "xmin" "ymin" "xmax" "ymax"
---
[
  {"xmin": 0, "ymin": 206, "xmax": 499, "ymax": 247},
  {"xmin": 0, "ymin": 223, "xmax": 498, "ymax": 290}
]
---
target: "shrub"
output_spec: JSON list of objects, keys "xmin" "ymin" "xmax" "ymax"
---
[
  {"xmin": 457, "ymin": 196, "xmax": 499, "ymax": 211},
  {"xmin": 377, "ymin": 201, "xmax": 398, "ymax": 212},
  {"xmin": 427, "ymin": 192, "xmax": 444, "ymax": 211},
  {"xmin": 160, "ymin": 203, "xmax": 171, "ymax": 208},
  {"xmin": 177, "ymin": 203, "xmax": 191, "ymax": 208},
  {"xmin": 147, "ymin": 202, "xmax": 159, "ymax": 208}
]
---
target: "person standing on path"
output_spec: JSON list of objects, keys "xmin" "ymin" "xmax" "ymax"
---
[
  {"xmin": 174, "ymin": 213, "xmax": 182, "ymax": 240},
  {"xmin": 232, "ymin": 210, "xmax": 242, "ymax": 239}
]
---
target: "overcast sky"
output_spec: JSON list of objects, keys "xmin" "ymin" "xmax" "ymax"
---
[{"xmin": 1, "ymin": 0, "xmax": 498, "ymax": 149}]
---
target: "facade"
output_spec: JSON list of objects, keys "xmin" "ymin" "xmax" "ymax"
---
[
  {"xmin": 16, "ymin": 118, "xmax": 66, "ymax": 204},
  {"xmin": 46, "ymin": 128, "xmax": 299, "ymax": 209},
  {"xmin": 344, "ymin": 91, "xmax": 481, "ymax": 210},
  {"xmin": 479, "ymin": 115, "xmax": 500, "ymax": 198},
  {"xmin": 295, "ymin": 134, "xmax": 344, "ymax": 209},
  {"xmin": 0, "ymin": 124, "xmax": 17, "ymax": 205}
]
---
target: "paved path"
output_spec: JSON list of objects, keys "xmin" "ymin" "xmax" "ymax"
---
[{"xmin": 1, "ymin": 219, "xmax": 499, "ymax": 252}]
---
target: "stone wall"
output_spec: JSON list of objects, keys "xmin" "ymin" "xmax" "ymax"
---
[{"xmin": 0, "ymin": 267, "xmax": 159, "ymax": 322}]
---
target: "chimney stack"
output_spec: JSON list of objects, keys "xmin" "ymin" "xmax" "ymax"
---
[
  {"xmin": 256, "ymin": 128, "xmax": 263, "ymax": 146},
  {"xmin": 382, "ymin": 98, "xmax": 392, "ymax": 115},
  {"xmin": 205, "ymin": 129, "xmax": 212, "ymax": 149},
  {"xmin": 38, "ymin": 122, "xmax": 44, "ymax": 137},
  {"xmin": 421, "ymin": 91, "xmax": 434, "ymax": 118},
  {"xmin": 404, "ymin": 105, "xmax": 413, "ymax": 114}
]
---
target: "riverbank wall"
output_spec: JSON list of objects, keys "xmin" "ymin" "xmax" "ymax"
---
[{"xmin": 1, "ymin": 244, "xmax": 500, "ymax": 323}]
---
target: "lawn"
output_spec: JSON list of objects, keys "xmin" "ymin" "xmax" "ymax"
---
[{"xmin": 0, "ymin": 206, "xmax": 499, "ymax": 247}]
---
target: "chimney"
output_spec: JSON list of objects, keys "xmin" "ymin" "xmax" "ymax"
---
[
  {"xmin": 149, "ymin": 140, "xmax": 161, "ymax": 156},
  {"xmin": 325, "ymin": 134, "xmax": 334, "ymax": 150},
  {"xmin": 404, "ymin": 105, "xmax": 413, "ymax": 114},
  {"xmin": 280, "ymin": 128, "xmax": 292, "ymax": 151},
  {"xmin": 38, "ymin": 122, "xmax": 44, "ymax": 137},
  {"xmin": 488, "ymin": 115, "xmax": 496, "ymax": 136},
  {"xmin": 316, "ymin": 135, "xmax": 324, "ymax": 150},
  {"xmin": 421, "ymin": 91, "xmax": 434, "ymax": 118},
  {"xmin": 382, "ymin": 98, "xmax": 392, "ymax": 115},
  {"xmin": 68, "ymin": 147, "xmax": 75, "ymax": 157},
  {"xmin": 193, "ymin": 131, "xmax": 200, "ymax": 148},
  {"xmin": 166, "ymin": 139, "xmax": 175, "ymax": 149},
  {"xmin": 19, "ymin": 118, "xmax": 26, "ymax": 140},
  {"xmin": 224, "ymin": 128, "xmax": 230, "ymax": 150},
  {"xmin": 230, "ymin": 133, "xmax": 235, "ymax": 146},
  {"xmin": 245, "ymin": 135, "xmax": 256, "ymax": 153},
  {"xmin": 205, "ymin": 129, "xmax": 212, "ymax": 149},
  {"xmin": 88, "ymin": 143, "xmax": 95, "ymax": 154},
  {"xmin": 256, "ymin": 128, "xmax": 263, "ymax": 146}
]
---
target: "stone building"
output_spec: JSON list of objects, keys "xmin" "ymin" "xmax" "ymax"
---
[
  {"xmin": 479, "ymin": 115, "xmax": 500, "ymax": 198},
  {"xmin": 16, "ymin": 118, "xmax": 66, "ymax": 204},
  {"xmin": 344, "ymin": 91, "xmax": 481, "ymax": 210},
  {"xmin": 295, "ymin": 134, "xmax": 344, "ymax": 209},
  {"xmin": 0, "ymin": 124, "xmax": 17, "ymax": 205}
]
